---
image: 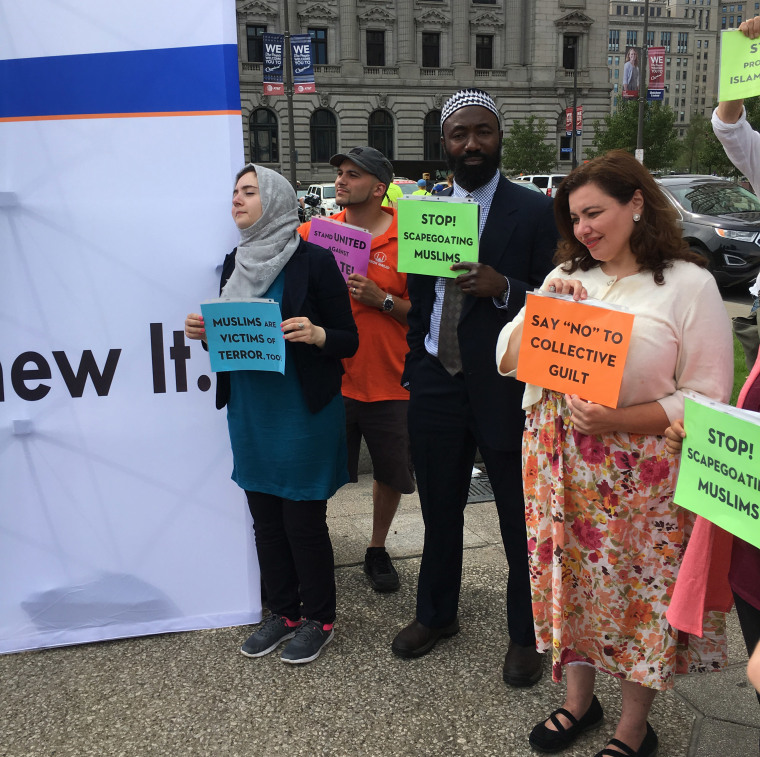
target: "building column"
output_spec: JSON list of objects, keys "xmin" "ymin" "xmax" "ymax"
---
[
  {"xmin": 505, "ymin": 0, "xmax": 524, "ymax": 65},
  {"xmin": 452, "ymin": 3, "xmax": 469, "ymax": 66}
]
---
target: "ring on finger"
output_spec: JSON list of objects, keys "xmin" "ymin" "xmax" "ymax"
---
[
  {"xmin": 549, "ymin": 285, "xmax": 556, "ymax": 292},
  {"xmin": 298, "ymin": 322, "xmax": 305, "ymax": 330}
]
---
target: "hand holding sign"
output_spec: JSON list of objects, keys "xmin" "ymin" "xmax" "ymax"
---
[
  {"xmin": 347, "ymin": 272, "xmax": 385, "ymax": 308},
  {"xmin": 281, "ymin": 316, "xmax": 326, "ymax": 348},
  {"xmin": 564, "ymin": 393, "xmax": 614, "ymax": 435},
  {"xmin": 185, "ymin": 312, "xmax": 206, "ymax": 342},
  {"xmin": 546, "ymin": 277, "xmax": 588, "ymax": 302},
  {"xmin": 450, "ymin": 261, "xmax": 507, "ymax": 298}
]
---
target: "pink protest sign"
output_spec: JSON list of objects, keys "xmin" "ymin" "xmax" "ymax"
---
[{"xmin": 307, "ymin": 216, "xmax": 372, "ymax": 281}]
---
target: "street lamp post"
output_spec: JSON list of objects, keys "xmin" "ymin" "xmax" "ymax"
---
[
  {"xmin": 282, "ymin": 0, "xmax": 298, "ymax": 189},
  {"xmin": 572, "ymin": 38, "xmax": 578, "ymax": 170},
  {"xmin": 636, "ymin": 0, "xmax": 650, "ymax": 162}
]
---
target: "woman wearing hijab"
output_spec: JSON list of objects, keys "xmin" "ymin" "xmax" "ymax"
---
[{"xmin": 185, "ymin": 165, "xmax": 358, "ymax": 665}]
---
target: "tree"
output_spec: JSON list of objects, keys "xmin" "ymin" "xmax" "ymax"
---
[
  {"xmin": 698, "ymin": 98, "xmax": 760, "ymax": 177},
  {"xmin": 587, "ymin": 100, "xmax": 680, "ymax": 171},
  {"xmin": 679, "ymin": 113, "xmax": 710, "ymax": 173},
  {"xmin": 501, "ymin": 115, "xmax": 557, "ymax": 175},
  {"xmin": 699, "ymin": 128, "xmax": 737, "ymax": 176}
]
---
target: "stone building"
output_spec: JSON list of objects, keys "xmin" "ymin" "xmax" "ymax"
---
[
  {"xmin": 235, "ymin": 0, "xmax": 612, "ymax": 182},
  {"xmin": 607, "ymin": 1, "xmax": 760, "ymax": 137}
]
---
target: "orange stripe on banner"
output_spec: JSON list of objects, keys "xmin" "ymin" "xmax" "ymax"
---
[{"xmin": 0, "ymin": 110, "xmax": 242, "ymax": 123}]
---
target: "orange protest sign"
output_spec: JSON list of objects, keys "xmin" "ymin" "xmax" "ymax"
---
[{"xmin": 515, "ymin": 293, "xmax": 634, "ymax": 408}]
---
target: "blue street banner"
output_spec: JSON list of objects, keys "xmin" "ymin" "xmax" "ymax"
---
[
  {"xmin": 263, "ymin": 33, "xmax": 284, "ymax": 95},
  {"xmin": 201, "ymin": 299, "xmax": 286, "ymax": 373},
  {"xmin": 291, "ymin": 34, "xmax": 316, "ymax": 94}
]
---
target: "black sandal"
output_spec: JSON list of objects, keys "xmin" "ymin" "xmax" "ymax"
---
[
  {"xmin": 528, "ymin": 695, "xmax": 604, "ymax": 753},
  {"xmin": 593, "ymin": 722, "xmax": 658, "ymax": 757}
]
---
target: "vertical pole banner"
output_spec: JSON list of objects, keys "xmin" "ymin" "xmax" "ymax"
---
[
  {"xmin": 622, "ymin": 46, "xmax": 641, "ymax": 100},
  {"xmin": 575, "ymin": 105, "xmax": 583, "ymax": 136},
  {"xmin": 0, "ymin": 0, "xmax": 261, "ymax": 653},
  {"xmin": 647, "ymin": 47, "xmax": 666, "ymax": 101},
  {"xmin": 291, "ymin": 34, "xmax": 316, "ymax": 94},
  {"xmin": 263, "ymin": 33, "xmax": 285, "ymax": 95},
  {"xmin": 565, "ymin": 107, "xmax": 573, "ymax": 137}
]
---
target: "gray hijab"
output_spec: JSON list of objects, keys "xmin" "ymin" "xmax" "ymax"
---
[{"xmin": 220, "ymin": 164, "xmax": 301, "ymax": 299}]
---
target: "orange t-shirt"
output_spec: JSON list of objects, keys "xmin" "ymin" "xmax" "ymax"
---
[{"xmin": 298, "ymin": 207, "xmax": 409, "ymax": 402}]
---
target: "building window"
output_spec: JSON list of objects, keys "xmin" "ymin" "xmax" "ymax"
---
[
  {"xmin": 678, "ymin": 32, "xmax": 689, "ymax": 53},
  {"xmin": 661, "ymin": 31, "xmax": 671, "ymax": 50},
  {"xmin": 249, "ymin": 108, "xmax": 278, "ymax": 163},
  {"xmin": 647, "ymin": 30, "xmax": 655, "ymax": 46},
  {"xmin": 366, "ymin": 30, "xmax": 385, "ymax": 67},
  {"xmin": 309, "ymin": 28, "xmax": 328, "ymax": 64},
  {"xmin": 609, "ymin": 29, "xmax": 620, "ymax": 51},
  {"xmin": 310, "ymin": 109, "xmax": 337, "ymax": 163},
  {"xmin": 422, "ymin": 32, "xmax": 440, "ymax": 67},
  {"xmin": 246, "ymin": 25, "xmax": 266, "ymax": 63},
  {"xmin": 476, "ymin": 35, "xmax": 493, "ymax": 69},
  {"xmin": 626, "ymin": 30, "xmax": 638, "ymax": 46},
  {"xmin": 424, "ymin": 110, "xmax": 443, "ymax": 161},
  {"xmin": 563, "ymin": 35, "xmax": 578, "ymax": 70},
  {"xmin": 368, "ymin": 110, "xmax": 394, "ymax": 159}
]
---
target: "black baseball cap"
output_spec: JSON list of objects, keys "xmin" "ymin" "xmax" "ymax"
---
[{"xmin": 329, "ymin": 146, "xmax": 393, "ymax": 186}]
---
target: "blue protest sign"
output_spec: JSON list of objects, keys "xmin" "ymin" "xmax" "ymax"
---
[{"xmin": 201, "ymin": 299, "xmax": 285, "ymax": 373}]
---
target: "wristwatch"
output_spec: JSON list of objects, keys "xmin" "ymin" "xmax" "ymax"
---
[{"xmin": 381, "ymin": 292, "xmax": 395, "ymax": 312}]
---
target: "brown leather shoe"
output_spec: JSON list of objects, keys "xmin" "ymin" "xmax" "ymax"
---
[
  {"xmin": 502, "ymin": 640, "xmax": 543, "ymax": 687},
  {"xmin": 391, "ymin": 618, "xmax": 460, "ymax": 659}
]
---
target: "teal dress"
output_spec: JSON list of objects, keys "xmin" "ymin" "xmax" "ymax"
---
[{"xmin": 226, "ymin": 271, "xmax": 349, "ymax": 501}]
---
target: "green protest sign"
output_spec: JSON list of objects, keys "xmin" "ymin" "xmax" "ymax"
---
[
  {"xmin": 674, "ymin": 394, "xmax": 760, "ymax": 549},
  {"xmin": 396, "ymin": 197, "xmax": 479, "ymax": 278},
  {"xmin": 718, "ymin": 29, "xmax": 760, "ymax": 101}
]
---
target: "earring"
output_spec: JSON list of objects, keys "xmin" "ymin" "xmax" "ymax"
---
[{"xmin": 633, "ymin": 213, "xmax": 641, "ymax": 222}]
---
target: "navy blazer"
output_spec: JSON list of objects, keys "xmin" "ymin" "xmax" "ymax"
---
[
  {"xmin": 403, "ymin": 176, "xmax": 558, "ymax": 451},
  {"xmin": 214, "ymin": 238, "xmax": 358, "ymax": 414}
]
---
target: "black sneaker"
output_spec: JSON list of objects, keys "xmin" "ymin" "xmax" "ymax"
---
[
  {"xmin": 280, "ymin": 619, "xmax": 334, "ymax": 664},
  {"xmin": 240, "ymin": 614, "xmax": 300, "ymax": 658},
  {"xmin": 363, "ymin": 547, "xmax": 400, "ymax": 592}
]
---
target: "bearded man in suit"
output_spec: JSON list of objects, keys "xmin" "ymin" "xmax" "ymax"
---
[{"xmin": 391, "ymin": 89, "xmax": 558, "ymax": 687}]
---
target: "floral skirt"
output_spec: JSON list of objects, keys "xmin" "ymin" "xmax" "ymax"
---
[{"xmin": 523, "ymin": 390, "xmax": 726, "ymax": 690}]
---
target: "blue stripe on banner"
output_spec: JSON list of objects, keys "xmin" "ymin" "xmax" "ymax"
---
[{"xmin": 0, "ymin": 45, "xmax": 241, "ymax": 119}]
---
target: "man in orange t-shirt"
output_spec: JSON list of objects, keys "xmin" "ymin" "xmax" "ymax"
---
[{"xmin": 298, "ymin": 146, "xmax": 413, "ymax": 593}]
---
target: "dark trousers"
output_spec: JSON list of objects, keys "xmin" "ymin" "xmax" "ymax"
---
[
  {"xmin": 734, "ymin": 592, "xmax": 760, "ymax": 708},
  {"xmin": 245, "ymin": 491, "xmax": 336, "ymax": 624},
  {"xmin": 407, "ymin": 355, "xmax": 535, "ymax": 646}
]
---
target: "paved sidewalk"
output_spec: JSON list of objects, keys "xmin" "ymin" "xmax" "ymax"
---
[{"xmin": 2, "ymin": 473, "xmax": 758, "ymax": 756}]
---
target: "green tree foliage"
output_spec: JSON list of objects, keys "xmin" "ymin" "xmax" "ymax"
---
[
  {"xmin": 678, "ymin": 113, "xmax": 710, "ymax": 173},
  {"xmin": 699, "ymin": 126, "xmax": 736, "ymax": 176},
  {"xmin": 700, "ymin": 97, "xmax": 760, "ymax": 177},
  {"xmin": 501, "ymin": 115, "xmax": 557, "ymax": 175},
  {"xmin": 587, "ymin": 100, "xmax": 680, "ymax": 171}
]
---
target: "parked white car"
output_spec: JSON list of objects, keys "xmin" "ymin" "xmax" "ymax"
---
[
  {"xmin": 511, "ymin": 174, "xmax": 567, "ymax": 198},
  {"xmin": 306, "ymin": 183, "xmax": 339, "ymax": 215}
]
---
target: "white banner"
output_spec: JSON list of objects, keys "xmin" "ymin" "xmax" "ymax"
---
[{"xmin": 0, "ymin": 0, "xmax": 261, "ymax": 653}]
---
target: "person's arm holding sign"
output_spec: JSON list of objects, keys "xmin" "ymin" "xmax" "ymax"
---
[{"xmin": 714, "ymin": 16, "xmax": 760, "ymax": 189}]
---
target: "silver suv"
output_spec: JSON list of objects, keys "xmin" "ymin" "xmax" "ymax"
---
[
  {"xmin": 511, "ymin": 174, "xmax": 567, "ymax": 198},
  {"xmin": 306, "ymin": 183, "xmax": 339, "ymax": 215}
]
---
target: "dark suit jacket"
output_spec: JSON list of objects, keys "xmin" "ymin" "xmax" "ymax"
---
[
  {"xmin": 214, "ymin": 238, "xmax": 358, "ymax": 414},
  {"xmin": 402, "ymin": 176, "xmax": 558, "ymax": 451}
]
